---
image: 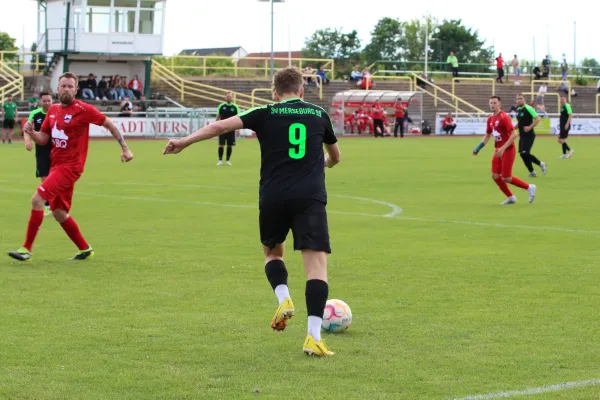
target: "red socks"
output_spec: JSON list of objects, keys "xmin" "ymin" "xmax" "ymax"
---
[
  {"xmin": 23, "ymin": 210, "xmax": 45, "ymax": 252},
  {"xmin": 60, "ymin": 216, "xmax": 89, "ymax": 250},
  {"xmin": 494, "ymin": 177, "xmax": 513, "ymax": 197},
  {"xmin": 509, "ymin": 177, "xmax": 530, "ymax": 190}
]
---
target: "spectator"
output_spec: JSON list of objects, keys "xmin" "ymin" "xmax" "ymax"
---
[
  {"xmin": 28, "ymin": 90, "xmax": 39, "ymax": 111},
  {"xmin": 442, "ymin": 112, "xmax": 457, "ymax": 135},
  {"xmin": 494, "ymin": 53, "xmax": 504, "ymax": 83},
  {"xmin": 597, "ymin": 78, "xmax": 600, "ymax": 93},
  {"xmin": 532, "ymin": 66, "xmax": 542, "ymax": 80},
  {"xmin": 511, "ymin": 55, "xmax": 521, "ymax": 85},
  {"xmin": 136, "ymin": 95, "xmax": 149, "ymax": 117},
  {"xmin": 509, "ymin": 101, "xmax": 519, "ymax": 116},
  {"xmin": 120, "ymin": 76, "xmax": 136, "ymax": 99},
  {"xmin": 561, "ymin": 58, "xmax": 568, "ymax": 79},
  {"xmin": 446, "ymin": 52, "xmax": 459, "ymax": 79},
  {"xmin": 119, "ymin": 97, "xmax": 133, "ymax": 117},
  {"xmin": 535, "ymin": 84, "xmax": 547, "ymax": 114},
  {"xmin": 98, "ymin": 76, "xmax": 116, "ymax": 101},
  {"xmin": 350, "ymin": 66, "xmax": 362, "ymax": 81},
  {"xmin": 128, "ymin": 74, "xmax": 143, "ymax": 99},
  {"xmin": 416, "ymin": 72, "xmax": 433, "ymax": 88},
  {"xmin": 358, "ymin": 68, "xmax": 374, "ymax": 89},
  {"xmin": 303, "ymin": 64, "xmax": 315, "ymax": 85},
  {"xmin": 559, "ymin": 77, "xmax": 569, "ymax": 94},
  {"xmin": 86, "ymin": 73, "xmax": 99, "ymax": 100},
  {"xmin": 542, "ymin": 55, "xmax": 551, "ymax": 77},
  {"xmin": 316, "ymin": 66, "xmax": 329, "ymax": 86},
  {"xmin": 112, "ymin": 75, "xmax": 126, "ymax": 100}
]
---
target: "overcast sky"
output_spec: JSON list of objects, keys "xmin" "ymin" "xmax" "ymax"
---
[{"xmin": 2, "ymin": 0, "xmax": 594, "ymax": 63}]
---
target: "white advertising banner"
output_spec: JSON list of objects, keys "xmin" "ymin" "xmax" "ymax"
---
[{"xmin": 436, "ymin": 115, "xmax": 600, "ymax": 135}]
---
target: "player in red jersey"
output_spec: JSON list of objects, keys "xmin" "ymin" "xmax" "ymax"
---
[
  {"xmin": 473, "ymin": 96, "xmax": 536, "ymax": 205},
  {"xmin": 371, "ymin": 100, "xmax": 385, "ymax": 137},
  {"xmin": 8, "ymin": 72, "xmax": 134, "ymax": 261}
]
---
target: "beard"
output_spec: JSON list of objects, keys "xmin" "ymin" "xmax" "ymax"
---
[{"xmin": 59, "ymin": 92, "xmax": 74, "ymax": 105}]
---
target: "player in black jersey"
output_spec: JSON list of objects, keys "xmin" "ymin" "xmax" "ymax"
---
[
  {"xmin": 23, "ymin": 92, "xmax": 53, "ymax": 216},
  {"xmin": 515, "ymin": 93, "xmax": 547, "ymax": 177},
  {"xmin": 558, "ymin": 96, "xmax": 574, "ymax": 158},
  {"xmin": 215, "ymin": 92, "xmax": 240, "ymax": 166},
  {"xmin": 163, "ymin": 67, "xmax": 341, "ymax": 357}
]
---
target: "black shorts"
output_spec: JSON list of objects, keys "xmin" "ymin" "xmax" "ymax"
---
[
  {"xmin": 519, "ymin": 133, "xmax": 535, "ymax": 153},
  {"xmin": 3, "ymin": 119, "xmax": 15, "ymax": 129},
  {"xmin": 36, "ymin": 154, "xmax": 51, "ymax": 178},
  {"xmin": 259, "ymin": 198, "xmax": 331, "ymax": 253},
  {"xmin": 559, "ymin": 126, "xmax": 570, "ymax": 139},
  {"xmin": 218, "ymin": 131, "xmax": 236, "ymax": 146}
]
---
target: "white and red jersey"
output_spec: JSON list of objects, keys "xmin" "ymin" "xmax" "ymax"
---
[
  {"xmin": 40, "ymin": 100, "xmax": 106, "ymax": 173},
  {"xmin": 486, "ymin": 111, "xmax": 515, "ymax": 149}
]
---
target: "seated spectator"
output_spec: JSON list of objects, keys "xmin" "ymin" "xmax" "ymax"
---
[
  {"xmin": 416, "ymin": 73, "xmax": 433, "ymax": 88},
  {"xmin": 316, "ymin": 66, "xmax": 329, "ymax": 86},
  {"xmin": 112, "ymin": 75, "xmax": 126, "ymax": 100},
  {"xmin": 442, "ymin": 112, "xmax": 456, "ymax": 135},
  {"xmin": 98, "ymin": 76, "xmax": 117, "ymax": 101},
  {"xmin": 120, "ymin": 76, "xmax": 136, "ymax": 99},
  {"xmin": 303, "ymin": 64, "xmax": 315, "ymax": 85},
  {"xmin": 350, "ymin": 66, "xmax": 362, "ymax": 81},
  {"xmin": 358, "ymin": 68, "xmax": 374, "ymax": 89},
  {"xmin": 86, "ymin": 73, "xmax": 99, "ymax": 100},
  {"xmin": 128, "ymin": 75, "xmax": 143, "ymax": 99},
  {"xmin": 119, "ymin": 97, "xmax": 133, "ymax": 117},
  {"xmin": 80, "ymin": 76, "xmax": 95, "ymax": 100},
  {"xmin": 136, "ymin": 95, "xmax": 149, "ymax": 116},
  {"xmin": 559, "ymin": 78, "xmax": 569, "ymax": 94},
  {"xmin": 532, "ymin": 66, "xmax": 542, "ymax": 80}
]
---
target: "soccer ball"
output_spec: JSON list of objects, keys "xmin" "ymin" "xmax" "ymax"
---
[{"xmin": 321, "ymin": 299, "xmax": 352, "ymax": 333}]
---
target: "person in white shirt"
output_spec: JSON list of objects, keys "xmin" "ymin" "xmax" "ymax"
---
[
  {"xmin": 535, "ymin": 85, "xmax": 547, "ymax": 113},
  {"xmin": 510, "ymin": 55, "xmax": 521, "ymax": 85},
  {"xmin": 350, "ymin": 66, "xmax": 362, "ymax": 81}
]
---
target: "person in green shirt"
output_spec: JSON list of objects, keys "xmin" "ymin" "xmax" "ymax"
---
[
  {"xmin": 446, "ymin": 52, "xmax": 459, "ymax": 79},
  {"xmin": 29, "ymin": 91, "xmax": 40, "ymax": 111},
  {"xmin": 559, "ymin": 96, "xmax": 574, "ymax": 158},
  {"xmin": 2, "ymin": 94, "xmax": 18, "ymax": 144}
]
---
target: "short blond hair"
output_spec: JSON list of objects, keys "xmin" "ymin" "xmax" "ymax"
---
[{"xmin": 59, "ymin": 72, "xmax": 79, "ymax": 87}]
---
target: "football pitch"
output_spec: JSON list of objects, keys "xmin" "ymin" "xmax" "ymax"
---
[{"xmin": 1, "ymin": 136, "xmax": 599, "ymax": 400}]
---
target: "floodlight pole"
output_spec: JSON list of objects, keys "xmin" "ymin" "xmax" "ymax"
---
[{"xmin": 270, "ymin": 0, "xmax": 274, "ymax": 77}]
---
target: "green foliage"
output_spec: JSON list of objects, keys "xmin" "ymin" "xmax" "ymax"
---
[
  {"xmin": 302, "ymin": 27, "xmax": 361, "ymax": 79},
  {"xmin": 0, "ymin": 32, "xmax": 18, "ymax": 60},
  {"xmin": 574, "ymin": 74, "xmax": 588, "ymax": 86},
  {"xmin": 581, "ymin": 58, "xmax": 599, "ymax": 76},
  {"xmin": 363, "ymin": 18, "xmax": 406, "ymax": 64},
  {"xmin": 430, "ymin": 19, "xmax": 493, "ymax": 72}
]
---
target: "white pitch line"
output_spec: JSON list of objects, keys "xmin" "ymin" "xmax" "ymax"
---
[
  {"xmin": 450, "ymin": 378, "xmax": 600, "ymax": 400},
  {"xmin": 332, "ymin": 194, "xmax": 402, "ymax": 217}
]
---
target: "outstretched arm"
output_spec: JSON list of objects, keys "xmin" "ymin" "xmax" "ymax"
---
[
  {"xmin": 102, "ymin": 118, "xmax": 134, "ymax": 162},
  {"xmin": 163, "ymin": 117, "xmax": 243, "ymax": 155},
  {"xmin": 23, "ymin": 121, "xmax": 49, "ymax": 146}
]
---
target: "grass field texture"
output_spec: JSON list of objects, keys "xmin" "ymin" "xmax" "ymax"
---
[{"xmin": 1, "ymin": 136, "xmax": 599, "ymax": 400}]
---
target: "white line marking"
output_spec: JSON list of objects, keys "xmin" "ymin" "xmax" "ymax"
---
[
  {"xmin": 1, "ymin": 185, "xmax": 599, "ymax": 234},
  {"xmin": 332, "ymin": 195, "xmax": 402, "ymax": 217},
  {"xmin": 450, "ymin": 378, "xmax": 600, "ymax": 399}
]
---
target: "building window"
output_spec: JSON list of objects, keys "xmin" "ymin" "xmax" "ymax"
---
[
  {"xmin": 139, "ymin": 0, "xmax": 163, "ymax": 35},
  {"xmin": 114, "ymin": 9, "xmax": 136, "ymax": 33},
  {"xmin": 85, "ymin": 7, "xmax": 111, "ymax": 33}
]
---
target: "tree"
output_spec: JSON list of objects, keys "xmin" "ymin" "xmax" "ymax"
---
[
  {"xmin": 302, "ymin": 28, "xmax": 361, "ymax": 61},
  {"xmin": 302, "ymin": 28, "xmax": 361, "ymax": 79},
  {"xmin": 582, "ymin": 58, "xmax": 599, "ymax": 76},
  {"xmin": 363, "ymin": 17, "xmax": 406, "ymax": 64},
  {"xmin": 429, "ymin": 19, "xmax": 493, "ymax": 72},
  {"xmin": 0, "ymin": 32, "xmax": 18, "ymax": 61},
  {"xmin": 402, "ymin": 16, "xmax": 437, "ymax": 63}
]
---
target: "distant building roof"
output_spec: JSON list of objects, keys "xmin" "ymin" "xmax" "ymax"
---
[
  {"xmin": 245, "ymin": 51, "xmax": 304, "ymax": 59},
  {"xmin": 179, "ymin": 47, "xmax": 244, "ymax": 57}
]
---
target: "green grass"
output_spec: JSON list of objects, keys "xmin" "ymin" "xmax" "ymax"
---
[{"xmin": 1, "ymin": 136, "xmax": 600, "ymax": 400}]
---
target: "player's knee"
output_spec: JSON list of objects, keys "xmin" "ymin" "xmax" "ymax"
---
[
  {"xmin": 503, "ymin": 177, "xmax": 512, "ymax": 183},
  {"xmin": 263, "ymin": 244, "xmax": 284, "ymax": 260},
  {"xmin": 491, "ymin": 173, "xmax": 501, "ymax": 180},
  {"xmin": 52, "ymin": 209, "xmax": 69, "ymax": 223},
  {"xmin": 31, "ymin": 192, "xmax": 45, "ymax": 209}
]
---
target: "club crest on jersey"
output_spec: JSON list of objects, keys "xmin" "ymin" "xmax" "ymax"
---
[
  {"xmin": 495, "ymin": 121, "xmax": 499, "ymax": 125},
  {"xmin": 64, "ymin": 114, "xmax": 73, "ymax": 123}
]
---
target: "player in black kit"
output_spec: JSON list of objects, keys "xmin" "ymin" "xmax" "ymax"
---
[
  {"xmin": 215, "ymin": 92, "xmax": 240, "ymax": 165},
  {"xmin": 515, "ymin": 93, "xmax": 547, "ymax": 177},
  {"xmin": 24, "ymin": 92, "xmax": 53, "ymax": 216},
  {"xmin": 163, "ymin": 67, "xmax": 341, "ymax": 357}
]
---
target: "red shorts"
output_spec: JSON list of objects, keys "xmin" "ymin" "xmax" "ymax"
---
[
  {"xmin": 491, "ymin": 146, "xmax": 516, "ymax": 177},
  {"xmin": 37, "ymin": 166, "xmax": 81, "ymax": 212}
]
